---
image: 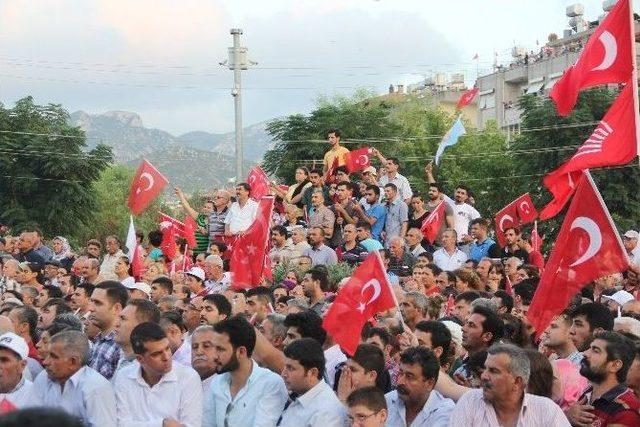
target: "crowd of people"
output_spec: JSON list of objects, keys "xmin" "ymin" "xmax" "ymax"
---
[{"xmin": 0, "ymin": 128, "xmax": 639, "ymax": 426}]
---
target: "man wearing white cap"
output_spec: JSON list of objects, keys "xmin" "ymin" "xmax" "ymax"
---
[
  {"xmin": 0, "ymin": 332, "xmax": 33, "ymax": 408},
  {"xmin": 123, "ymin": 281, "xmax": 152, "ymax": 300},
  {"xmin": 623, "ymin": 230, "xmax": 640, "ymax": 272},
  {"xmin": 185, "ymin": 267, "xmax": 210, "ymax": 298},
  {"xmin": 602, "ymin": 290, "xmax": 636, "ymax": 317}
]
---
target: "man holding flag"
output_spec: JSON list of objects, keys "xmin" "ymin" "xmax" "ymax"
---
[{"xmin": 174, "ymin": 187, "xmax": 211, "ymax": 257}]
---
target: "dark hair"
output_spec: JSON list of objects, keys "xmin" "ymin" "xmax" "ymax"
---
[
  {"xmin": 86, "ymin": 239, "xmax": 102, "ymax": 249},
  {"xmin": 42, "ymin": 298, "xmax": 71, "ymax": 316},
  {"xmin": 0, "ymin": 407, "xmax": 84, "ymax": 427},
  {"xmin": 366, "ymin": 327, "xmax": 392, "ymax": 347},
  {"xmin": 387, "ymin": 157, "xmax": 400, "ymax": 166},
  {"xmin": 472, "ymin": 305, "xmax": 504, "ymax": 345},
  {"xmin": 399, "ymin": 346, "xmax": 440, "ymax": 382},
  {"xmin": 470, "ymin": 218, "xmax": 489, "ymax": 229},
  {"xmin": 131, "ymin": 322, "xmax": 167, "ymax": 355},
  {"xmin": 455, "ymin": 291, "xmax": 480, "ymax": 304},
  {"xmin": 571, "ymin": 302, "xmax": 614, "ymax": 332},
  {"xmin": 525, "ymin": 349, "xmax": 553, "ymax": 398},
  {"xmin": 148, "ymin": 230, "xmax": 163, "ymax": 247},
  {"xmin": 43, "ymin": 285, "xmax": 63, "ymax": 300},
  {"xmin": 203, "ymin": 294, "xmax": 233, "ymax": 317},
  {"xmin": 309, "ymin": 168, "xmax": 323, "ymax": 177},
  {"xmin": 455, "ymin": 184, "xmax": 471, "ymax": 195},
  {"xmin": 494, "ymin": 290, "xmax": 514, "ymax": 313},
  {"xmin": 335, "ymin": 167, "xmax": 349, "ymax": 177},
  {"xmin": 346, "ymin": 386, "xmax": 387, "ymax": 411},
  {"xmin": 596, "ymin": 331, "xmax": 637, "ymax": 383},
  {"xmin": 128, "ymin": 299, "xmax": 161, "ymax": 324},
  {"xmin": 283, "ymin": 337, "xmax": 325, "ymax": 379},
  {"xmin": 326, "ymin": 128, "xmax": 341, "ymax": 138},
  {"xmin": 12, "ymin": 306, "xmax": 38, "ymax": 342},
  {"xmin": 306, "ymin": 266, "xmax": 329, "ymax": 292},
  {"xmin": 160, "ymin": 310, "xmax": 186, "ymax": 332},
  {"xmin": 467, "ymin": 349, "xmax": 488, "ymax": 378},
  {"xmin": 213, "ymin": 315, "xmax": 256, "ymax": 356},
  {"xmin": 151, "ymin": 276, "xmax": 174, "ymax": 295},
  {"xmin": 284, "ymin": 310, "xmax": 327, "ymax": 345},
  {"xmin": 383, "ymin": 183, "xmax": 398, "ymax": 192},
  {"xmin": 94, "ymin": 281, "xmax": 129, "ymax": 308},
  {"xmin": 365, "ymin": 184, "xmax": 380, "ymax": 197},
  {"xmin": 501, "ymin": 313, "xmax": 527, "ymax": 347},
  {"xmin": 271, "ymin": 225, "xmax": 288, "ymax": 238},
  {"xmin": 356, "ymin": 220, "xmax": 372, "ymax": 232},
  {"xmin": 45, "ymin": 321, "xmax": 75, "ymax": 337},
  {"xmin": 77, "ymin": 283, "xmax": 95, "ymax": 298},
  {"xmin": 246, "ymin": 286, "xmax": 274, "ymax": 306},
  {"xmin": 424, "ymin": 264, "xmax": 441, "ymax": 277},
  {"xmin": 236, "ymin": 182, "xmax": 251, "ymax": 193},
  {"xmin": 415, "ymin": 320, "xmax": 452, "ymax": 366},
  {"xmin": 513, "ymin": 278, "xmax": 538, "ymax": 305},
  {"xmin": 428, "ymin": 182, "xmax": 444, "ymax": 193},
  {"xmin": 351, "ymin": 343, "xmax": 387, "ymax": 390}
]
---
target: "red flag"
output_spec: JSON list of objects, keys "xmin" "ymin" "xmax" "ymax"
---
[
  {"xmin": 324, "ymin": 157, "xmax": 340, "ymax": 184},
  {"xmin": 247, "ymin": 166, "xmax": 270, "ymax": 200},
  {"xmin": 550, "ymin": 0, "xmax": 633, "ymax": 116},
  {"xmin": 230, "ymin": 196, "xmax": 275, "ymax": 289},
  {"xmin": 457, "ymin": 87, "xmax": 479, "ymax": 109},
  {"xmin": 345, "ymin": 147, "xmax": 371, "ymax": 173},
  {"xmin": 531, "ymin": 221, "xmax": 542, "ymax": 253},
  {"xmin": 540, "ymin": 170, "xmax": 584, "ymax": 220},
  {"xmin": 514, "ymin": 193, "xmax": 538, "ymax": 224},
  {"xmin": 127, "ymin": 159, "xmax": 169, "ymax": 215},
  {"xmin": 125, "ymin": 216, "xmax": 144, "ymax": 279},
  {"xmin": 444, "ymin": 294, "xmax": 455, "ymax": 316},
  {"xmin": 504, "ymin": 274, "xmax": 513, "ymax": 296},
  {"xmin": 494, "ymin": 203, "xmax": 519, "ymax": 247},
  {"xmin": 183, "ymin": 216, "xmax": 197, "ymax": 248},
  {"xmin": 420, "ymin": 201, "xmax": 445, "ymax": 244},
  {"xmin": 159, "ymin": 212, "xmax": 185, "ymax": 233},
  {"xmin": 159, "ymin": 219, "xmax": 177, "ymax": 260},
  {"xmin": 527, "ymin": 172, "xmax": 629, "ymax": 337},
  {"xmin": 322, "ymin": 253, "xmax": 396, "ymax": 355},
  {"xmin": 549, "ymin": 82, "xmax": 637, "ymax": 177}
]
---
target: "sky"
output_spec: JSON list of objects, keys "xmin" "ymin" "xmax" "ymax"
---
[{"xmin": 0, "ymin": 0, "xmax": 632, "ymax": 135}]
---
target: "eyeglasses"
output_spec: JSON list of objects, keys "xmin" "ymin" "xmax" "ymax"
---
[{"xmin": 347, "ymin": 411, "xmax": 380, "ymax": 424}]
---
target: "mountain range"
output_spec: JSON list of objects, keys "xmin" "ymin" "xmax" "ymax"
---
[{"xmin": 69, "ymin": 110, "xmax": 273, "ymax": 191}]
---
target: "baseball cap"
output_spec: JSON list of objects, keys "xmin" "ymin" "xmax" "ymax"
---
[
  {"xmin": 186, "ymin": 267, "xmax": 206, "ymax": 282},
  {"xmin": 442, "ymin": 320, "xmax": 463, "ymax": 347},
  {"xmin": 124, "ymin": 281, "xmax": 152, "ymax": 298},
  {"xmin": 602, "ymin": 290, "xmax": 635, "ymax": 307},
  {"xmin": 0, "ymin": 332, "xmax": 28, "ymax": 360},
  {"xmin": 623, "ymin": 230, "xmax": 639, "ymax": 239},
  {"xmin": 362, "ymin": 166, "xmax": 377, "ymax": 176}
]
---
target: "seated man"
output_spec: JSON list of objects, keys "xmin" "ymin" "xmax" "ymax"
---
[{"xmin": 114, "ymin": 322, "xmax": 202, "ymax": 426}]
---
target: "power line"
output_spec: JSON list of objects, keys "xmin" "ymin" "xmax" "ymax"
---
[{"xmin": 0, "ymin": 175, "xmax": 81, "ymax": 183}]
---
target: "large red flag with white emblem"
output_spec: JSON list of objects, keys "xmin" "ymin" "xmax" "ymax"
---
[
  {"xmin": 247, "ymin": 166, "xmax": 270, "ymax": 201},
  {"xmin": 457, "ymin": 87, "xmax": 479, "ymax": 109},
  {"xmin": 127, "ymin": 159, "xmax": 168, "ymax": 215},
  {"xmin": 550, "ymin": 0, "xmax": 633, "ymax": 116},
  {"xmin": 346, "ymin": 147, "xmax": 372, "ymax": 173},
  {"xmin": 230, "ymin": 196, "xmax": 275, "ymax": 289},
  {"xmin": 527, "ymin": 172, "xmax": 628, "ymax": 337},
  {"xmin": 323, "ymin": 253, "xmax": 396, "ymax": 355},
  {"xmin": 539, "ymin": 170, "xmax": 584, "ymax": 220},
  {"xmin": 494, "ymin": 193, "xmax": 537, "ymax": 246},
  {"xmin": 420, "ymin": 201, "xmax": 445, "ymax": 244}
]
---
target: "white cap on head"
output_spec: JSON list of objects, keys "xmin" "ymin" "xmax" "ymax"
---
[
  {"xmin": 442, "ymin": 320, "xmax": 463, "ymax": 347},
  {"xmin": 124, "ymin": 281, "xmax": 152, "ymax": 298},
  {"xmin": 0, "ymin": 332, "xmax": 28, "ymax": 360},
  {"xmin": 602, "ymin": 290, "xmax": 635, "ymax": 307},
  {"xmin": 186, "ymin": 267, "xmax": 206, "ymax": 282}
]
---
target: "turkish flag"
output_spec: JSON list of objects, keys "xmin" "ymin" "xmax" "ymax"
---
[
  {"xmin": 247, "ymin": 166, "xmax": 270, "ymax": 200},
  {"xmin": 550, "ymin": 0, "xmax": 633, "ymax": 116},
  {"xmin": 125, "ymin": 216, "xmax": 144, "ymax": 279},
  {"xmin": 322, "ymin": 253, "xmax": 396, "ymax": 355},
  {"xmin": 421, "ymin": 201, "xmax": 445, "ymax": 244},
  {"xmin": 540, "ymin": 170, "xmax": 584, "ymax": 220},
  {"xmin": 494, "ymin": 203, "xmax": 519, "ymax": 247},
  {"xmin": 457, "ymin": 87, "xmax": 479, "ymax": 109},
  {"xmin": 127, "ymin": 159, "xmax": 169, "ymax": 215},
  {"xmin": 324, "ymin": 157, "xmax": 340, "ymax": 184},
  {"xmin": 550, "ymin": 81, "xmax": 638, "ymax": 178},
  {"xmin": 514, "ymin": 193, "xmax": 538, "ymax": 224},
  {"xmin": 230, "ymin": 196, "xmax": 275, "ymax": 289},
  {"xmin": 159, "ymin": 213, "xmax": 185, "ymax": 233},
  {"xmin": 531, "ymin": 220, "xmax": 542, "ymax": 253},
  {"xmin": 527, "ymin": 172, "xmax": 629, "ymax": 337},
  {"xmin": 183, "ymin": 216, "xmax": 198, "ymax": 248},
  {"xmin": 159, "ymin": 219, "xmax": 177, "ymax": 260},
  {"xmin": 346, "ymin": 147, "xmax": 371, "ymax": 173}
]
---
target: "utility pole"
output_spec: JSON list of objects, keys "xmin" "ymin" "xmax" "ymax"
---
[{"xmin": 225, "ymin": 28, "xmax": 252, "ymax": 182}]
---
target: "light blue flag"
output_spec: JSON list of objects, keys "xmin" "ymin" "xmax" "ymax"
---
[{"xmin": 434, "ymin": 116, "xmax": 466, "ymax": 165}]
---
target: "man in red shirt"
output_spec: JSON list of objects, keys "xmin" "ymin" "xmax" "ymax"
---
[{"xmin": 517, "ymin": 232, "xmax": 544, "ymax": 271}]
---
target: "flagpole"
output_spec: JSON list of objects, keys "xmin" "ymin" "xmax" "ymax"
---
[
  {"xmin": 628, "ymin": 0, "xmax": 640, "ymax": 163},
  {"xmin": 182, "ymin": 244, "xmax": 188, "ymax": 271},
  {"xmin": 373, "ymin": 250, "xmax": 408, "ymax": 331}
]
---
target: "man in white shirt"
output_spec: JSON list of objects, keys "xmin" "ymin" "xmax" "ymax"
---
[
  {"xmin": 203, "ymin": 255, "xmax": 231, "ymax": 294},
  {"xmin": 444, "ymin": 185, "xmax": 480, "ymax": 248},
  {"xmin": 224, "ymin": 182, "xmax": 258, "ymax": 236},
  {"xmin": 277, "ymin": 338, "xmax": 346, "ymax": 426},
  {"xmin": 32, "ymin": 330, "xmax": 116, "ymax": 427},
  {"xmin": 0, "ymin": 332, "xmax": 33, "ymax": 409},
  {"xmin": 432, "ymin": 229, "xmax": 468, "ymax": 272},
  {"xmin": 114, "ymin": 322, "xmax": 203, "ymax": 427},
  {"xmin": 203, "ymin": 315, "xmax": 288, "ymax": 427},
  {"xmin": 113, "ymin": 299, "xmax": 161, "ymax": 376},
  {"xmin": 98, "ymin": 235, "xmax": 125, "ymax": 282},
  {"xmin": 372, "ymin": 149, "xmax": 413, "ymax": 204},
  {"xmin": 623, "ymin": 230, "xmax": 640, "ymax": 272},
  {"xmin": 190, "ymin": 325, "xmax": 218, "ymax": 392},
  {"xmin": 385, "ymin": 346, "xmax": 454, "ymax": 427}
]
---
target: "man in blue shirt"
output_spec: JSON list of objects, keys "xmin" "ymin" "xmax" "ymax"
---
[
  {"xmin": 468, "ymin": 218, "xmax": 501, "ymax": 262},
  {"xmin": 359, "ymin": 185, "xmax": 386, "ymax": 242}
]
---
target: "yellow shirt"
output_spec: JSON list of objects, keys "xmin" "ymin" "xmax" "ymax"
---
[{"xmin": 323, "ymin": 145, "xmax": 350, "ymax": 170}]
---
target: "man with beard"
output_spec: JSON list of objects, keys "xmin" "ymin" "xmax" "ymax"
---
[
  {"xmin": 500, "ymin": 227, "xmax": 529, "ymax": 263},
  {"xmin": 384, "ymin": 346, "xmax": 454, "ymax": 426},
  {"xmin": 114, "ymin": 322, "xmax": 202, "ymax": 427},
  {"xmin": 567, "ymin": 332, "xmax": 640, "ymax": 427},
  {"xmin": 191, "ymin": 325, "xmax": 219, "ymax": 392},
  {"xmin": 455, "ymin": 305, "xmax": 503, "ymax": 382},
  {"xmin": 450, "ymin": 343, "xmax": 569, "ymax": 425},
  {"xmin": 569, "ymin": 303, "xmax": 614, "ymax": 352},
  {"xmin": 203, "ymin": 315, "xmax": 287, "ymax": 427},
  {"xmin": 301, "ymin": 266, "xmax": 329, "ymax": 315}
]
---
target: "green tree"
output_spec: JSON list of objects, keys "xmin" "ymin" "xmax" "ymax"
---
[{"xmin": 0, "ymin": 97, "xmax": 112, "ymax": 238}]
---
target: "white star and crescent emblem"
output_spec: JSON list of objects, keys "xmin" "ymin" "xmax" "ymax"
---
[
  {"xmin": 569, "ymin": 216, "xmax": 602, "ymax": 267},
  {"xmin": 357, "ymin": 278, "xmax": 382, "ymax": 313},
  {"xmin": 159, "ymin": 221, "xmax": 172, "ymax": 230},
  {"xmin": 136, "ymin": 172, "xmax": 154, "ymax": 194},
  {"xmin": 246, "ymin": 244, "xmax": 257, "ymax": 255},
  {"xmin": 519, "ymin": 201, "xmax": 531, "ymax": 215},
  {"xmin": 592, "ymin": 31, "xmax": 617, "ymax": 72},
  {"xmin": 357, "ymin": 154, "xmax": 369, "ymax": 167},
  {"xmin": 499, "ymin": 214, "xmax": 514, "ymax": 232}
]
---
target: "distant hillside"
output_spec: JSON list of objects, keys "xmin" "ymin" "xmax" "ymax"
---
[{"xmin": 69, "ymin": 110, "xmax": 272, "ymax": 191}]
